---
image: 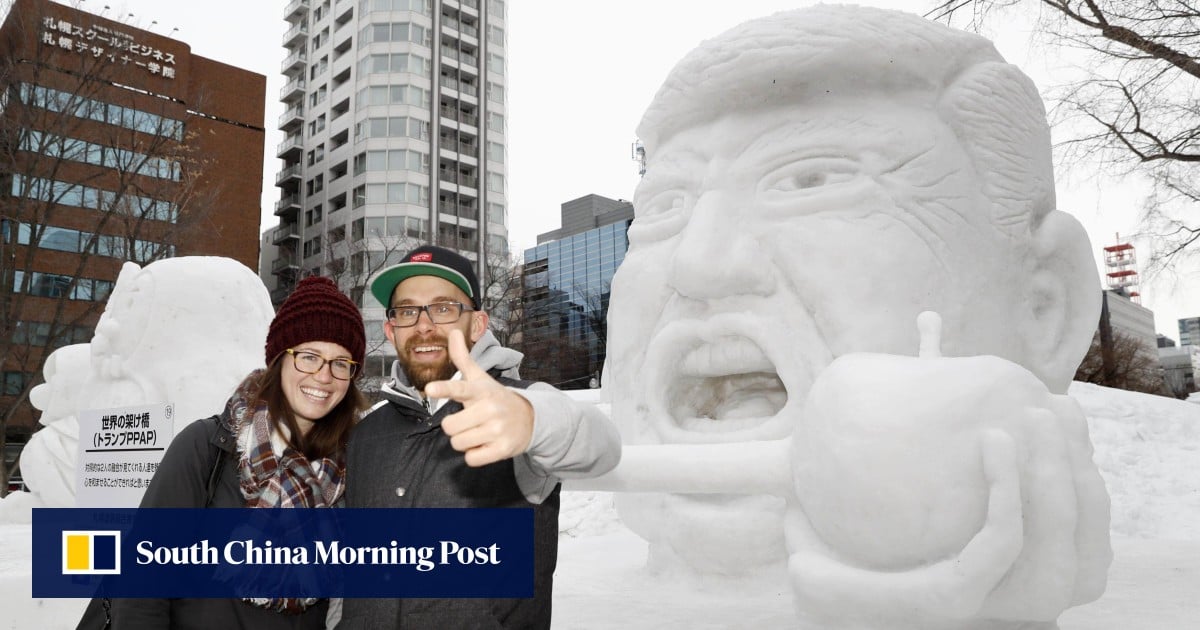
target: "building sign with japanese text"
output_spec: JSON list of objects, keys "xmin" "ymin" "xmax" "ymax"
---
[{"xmin": 40, "ymin": 16, "xmax": 177, "ymax": 79}]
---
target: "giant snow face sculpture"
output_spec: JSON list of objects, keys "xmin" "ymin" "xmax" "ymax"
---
[{"xmin": 603, "ymin": 5, "xmax": 1109, "ymax": 627}]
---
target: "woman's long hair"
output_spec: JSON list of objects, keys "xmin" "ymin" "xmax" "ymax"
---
[{"xmin": 253, "ymin": 353, "xmax": 367, "ymax": 460}]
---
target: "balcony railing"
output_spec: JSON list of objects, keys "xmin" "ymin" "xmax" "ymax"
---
[
  {"xmin": 272, "ymin": 255, "xmax": 299, "ymax": 273},
  {"xmin": 280, "ymin": 78, "xmax": 307, "ymax": 100},
  {"xmin": 440, "ymin": 107, "xmax": 479, "ymax": 127},
  {"xmin": 275, "ymin": 194, "xmax": 301, "ymax": 212},
  {"xmin": 278, "ymin": 104, "xmax": 304, "ymax": 128},
  {"xmin": 284, "ymin": 0, "xmax": 311, "ymax": 18},
  {"xmin": 276, "ymin": 135, "xmax": 303, "ymax": 156},
  {"xmin": 273, "ymin": 223, "xmax": 301, "ymax": 244},
  {"xmin": 281, "ymin": 50, "xmax": 308, "ymax": 74},
  {"xmin": 283, "ymin": 23, "xmax": 309, "ymax": 47},
  {"xmin": 275, "ymin": 164, "xmax": 303, "ymax": 185}
]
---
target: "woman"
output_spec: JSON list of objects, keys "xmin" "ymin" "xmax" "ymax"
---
[{"xmin": 80, "ymin": 276, "xmax": 366, "ymax": 629}]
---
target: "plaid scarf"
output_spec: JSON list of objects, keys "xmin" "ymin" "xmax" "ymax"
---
[{"xmin": 227, "ymin": 370, "xmax": 346, "ymax": 614}]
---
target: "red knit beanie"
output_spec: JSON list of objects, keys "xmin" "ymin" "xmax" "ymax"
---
[{"xmin": 265, "ymin": 276, "xmax": 366, "ymax": 367}]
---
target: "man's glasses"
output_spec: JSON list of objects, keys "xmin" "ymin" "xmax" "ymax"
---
[
  {"xmin": 386, "ymin": 302, "xmax": 472, "ymax": 328},
  {"xmin": 285, "ymin": 348, "xmax": 358, "ymax": 380}
]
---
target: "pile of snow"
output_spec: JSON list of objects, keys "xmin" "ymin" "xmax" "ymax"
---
[{"xmin": 1072, "ymin": 382, "xmax": 1200, "ymax": 541}]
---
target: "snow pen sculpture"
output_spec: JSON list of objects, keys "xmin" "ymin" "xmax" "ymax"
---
[
  {"xmin": 585, "ymin": 5, "xmax": 1113, "ymax": 629},
  {"xmin": 15, "ymin": 257, "xmax": 274, "ymax": 510}
]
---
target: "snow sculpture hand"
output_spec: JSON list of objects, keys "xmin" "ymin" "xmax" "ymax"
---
[{"xmin": 786, "ymin": 312, "xmax": 1110, "ymax": 628}]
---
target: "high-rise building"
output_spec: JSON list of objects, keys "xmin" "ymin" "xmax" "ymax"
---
[
  {"xmin": 262, "ymin": 0, "xmax": 509, "ymax": 381},
  {"xmin": 0, "ymin": 0, "xmax": 265, "ymax": 438},
  {"xmin": 1180, "ymin": 316, "xmax": 1200, "ymax": 347},
  {"xmin": 521, "ymin": 194, "xmax": 633, "ymax": 389}
]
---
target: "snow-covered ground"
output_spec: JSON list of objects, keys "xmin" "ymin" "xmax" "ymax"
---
[{"xmin": 2, "ymin": 382, "xmax": 1197, "ymax": 628}]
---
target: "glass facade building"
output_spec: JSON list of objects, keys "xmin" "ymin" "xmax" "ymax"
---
[{"xmin": 521, "ymin": 219, "xmax": 630, "ymax": 388}]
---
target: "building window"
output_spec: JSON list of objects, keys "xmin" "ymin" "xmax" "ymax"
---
[
  {"xmin": 306, "ymin": 204, "xmax": 324, "ymax": 227},
  {"xmin": 487, "ymin": 202, "xmax": 505, "ymax": 225},
  {"xmin": 12, "ymin": 271, "xmax": 114, "ymax": 302},
  {"xmin": 354, "ymin": 117, "xmax": 430, "ymax": 141},
  {"xmin": 357, "ymin": 52, "xmax": 431, "ymax": 77},
  {"xmin": 487, "ymin": 53, "xmax": 504, "ymax": 75},
  {"xmin": 358, "ymin": 0, "xmax": 432, "ymax": 15},
  {"xmin": 487, "ymin": 25, "xmax": 504, "ymax": 46},
  {"xmin": 486, "ymin": 141, "xmax": 504, "ymax": 164},
  {"xmin": 359, "ymin": 21, "xmax": 431, "ymax": 46},
  {"xmin": 486, "ymin": 81, "xmax": 504, "ymax": 104},
  {"xmin": 20, "ymin": 130, "xmax": 180, "ymax": 180},
  {"xmin": 487, "ymin": 173, "xmax": 504, "ymax": 193},
  {"xmin": 17, "ymin": 84, "xmax": 184, "ymax": 140},
  {"xmin": 9, "ymin": 175, "xmax": 176, "ymax": 223}
]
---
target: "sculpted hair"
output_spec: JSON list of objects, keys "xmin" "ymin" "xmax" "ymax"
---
[
  {"xmin": 254, "ymin": 355, "xmax": 366, "ymax": 460},
  {"xmin": 636, "ymin": 5, "xmax": 1055, "ymax": 233}
]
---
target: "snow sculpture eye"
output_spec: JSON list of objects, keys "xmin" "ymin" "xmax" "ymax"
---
[
  {"xmin": 629, "ymin": 189, "xmax": 690, "ymax": 243},
  {"xmin": 758, "ymin": 158, "xmax": 860, "ymax": 197}
]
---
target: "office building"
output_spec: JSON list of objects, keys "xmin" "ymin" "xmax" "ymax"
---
[
  {"xmin": 262, "ymin": 0, "xmax": 509, "ymax": 380},
  {"xmin": 0, "ymin": 0, "xmax": 265, "ymax": 437},
  {"xmin": 1180, "ymin": 316, "xmax": 1200, "ymax": 348},
  {"xmin": 1104, "ymin": 289, "xmax": 1156, "ymax": 356},
  {"xmin": 521, "ymin": 194, "xmax": 633, "ymax": 388}
]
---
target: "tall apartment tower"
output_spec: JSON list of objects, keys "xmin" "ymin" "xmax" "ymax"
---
[{"xmin": 265, "ymin": 0, "xmax": 508, "ymax": 380}]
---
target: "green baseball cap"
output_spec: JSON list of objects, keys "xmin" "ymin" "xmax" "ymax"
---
[{"xmin": 368, "ymin": 245, "xmax": 480, "ymax": 309}]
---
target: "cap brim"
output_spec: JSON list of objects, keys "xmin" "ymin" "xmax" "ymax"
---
[{"xmin": 369, "ymin": 263, "xmax": 475, "ymax": 307}]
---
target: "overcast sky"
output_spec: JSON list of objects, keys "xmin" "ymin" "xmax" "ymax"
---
[{"xmin": 51, "ymin": 0, "xmax": 1200, "ymax": 339}]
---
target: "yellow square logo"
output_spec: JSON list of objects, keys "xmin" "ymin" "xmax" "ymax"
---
[{"xmin": 62, "ymin": 531, "xmax": 121, "ymax": 575}]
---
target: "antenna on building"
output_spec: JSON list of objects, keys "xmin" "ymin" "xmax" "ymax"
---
[
  {"xmin": 1104, "ymin": 233, "xmax": 1140, "ymax": 304},
  {"xmin": 631, "ymin": 140, "xmax": 646, "ymax": 177}
]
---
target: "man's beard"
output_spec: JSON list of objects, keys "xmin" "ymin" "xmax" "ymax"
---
[{"xmin": 399, "ymin": 335, "xmax": 459, "ymax": 392}]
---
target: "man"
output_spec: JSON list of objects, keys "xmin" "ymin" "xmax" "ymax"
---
[
  {"xmin": 603, "ymin": 3, "xmax": 1107, "ymax": 610},
  {"xmin": 337, "ymin": 245, "xmax": 620, "ymax": 629}
]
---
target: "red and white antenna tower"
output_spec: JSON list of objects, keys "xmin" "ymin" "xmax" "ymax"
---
[{"xmin": 1103, "ymin": 233, "xmax": 1140, "ymax": 304}]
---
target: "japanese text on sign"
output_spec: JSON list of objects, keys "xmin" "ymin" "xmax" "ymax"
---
[{"xmin": 41, "ymin": 16, "xmax": 177, "ymax": 79}]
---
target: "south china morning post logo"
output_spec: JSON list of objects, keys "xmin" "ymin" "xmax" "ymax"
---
[
  {"xmin": 34, "ymin": 508, "xmax": 534, "ymax": 598},
  {"xmin": 62, "ymin": 530, "xmax": 121, "ymax": 575}
]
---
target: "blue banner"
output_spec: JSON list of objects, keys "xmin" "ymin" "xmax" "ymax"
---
[{"xmin": 33, "ymin": 508, "xmax": 534, "ymax": 598}]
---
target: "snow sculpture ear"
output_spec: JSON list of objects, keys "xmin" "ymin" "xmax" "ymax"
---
[
  {"xmin": 1022, "ymin": 210, "xmax": 1100, "ymax": 394},
  {"xmin": 938, "ymin": 61, "xmax": 1099, "ymax": 394}
]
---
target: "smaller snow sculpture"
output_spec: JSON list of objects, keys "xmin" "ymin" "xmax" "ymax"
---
[
  {"xmin": 14, "ymin": 257, "xmax": 274, "ymax": 508},
  {"xmin": 18, "ymin": 344, "xmax": 91, "ymax": 508}
]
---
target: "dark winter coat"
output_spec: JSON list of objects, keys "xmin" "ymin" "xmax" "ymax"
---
[
  {"xmin": 335, "ymin": 331, "xmax": 621, "ymax": 630},
  {"xmin": 335, "ymin": 376, "xmax": 559, "ymax": 630},
  {"xmin": 95, "ymin": 412, "xmax": 330, "ymax": 630}
]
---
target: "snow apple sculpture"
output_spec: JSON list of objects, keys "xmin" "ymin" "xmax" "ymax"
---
[
  {"xmin": 786, "ymin": 313, "xmax": 1110, "ymax": 628},
  {"xmin": 592, "ymin": 4, "xmax": 1113, "ymax": 628},
  {"xmin": 14, "ymin": 257, "xmax": 274, "ymax": 508}
]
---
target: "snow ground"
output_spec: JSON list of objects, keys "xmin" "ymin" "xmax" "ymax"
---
[{"xmin": 1, "ymin": 382, "xmax": 1197, "ymax": 629}]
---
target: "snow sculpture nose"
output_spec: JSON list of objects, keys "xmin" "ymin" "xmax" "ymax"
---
[{"xmin": 668, "ymin": 192, "xmax": 775, "ymax": 299}]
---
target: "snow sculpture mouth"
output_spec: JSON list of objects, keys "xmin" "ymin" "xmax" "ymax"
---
[
  {"xmin": 670, "ymin": 337, "xmax": 788, "ymax": 433},
  {"xmin": 645, "ymin": 321, "xmax": 795, "ymax": 442}
]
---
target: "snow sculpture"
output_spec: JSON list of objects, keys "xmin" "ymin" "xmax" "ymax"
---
[
  {"xmin": 599, "ymin": 5, "xmax": 1111, "ymax": 628},
  {"xmin": 15, "ymin": 257, "xmax": 274, "ymax": 508},
  {"xmin": 18, "ymin": 344, "xmax": 91, "ymax": 508}
]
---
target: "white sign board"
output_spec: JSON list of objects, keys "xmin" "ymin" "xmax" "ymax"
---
[{"xmin": 75, "ymin": 403, "xmax": 175, "ymax": 508}]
